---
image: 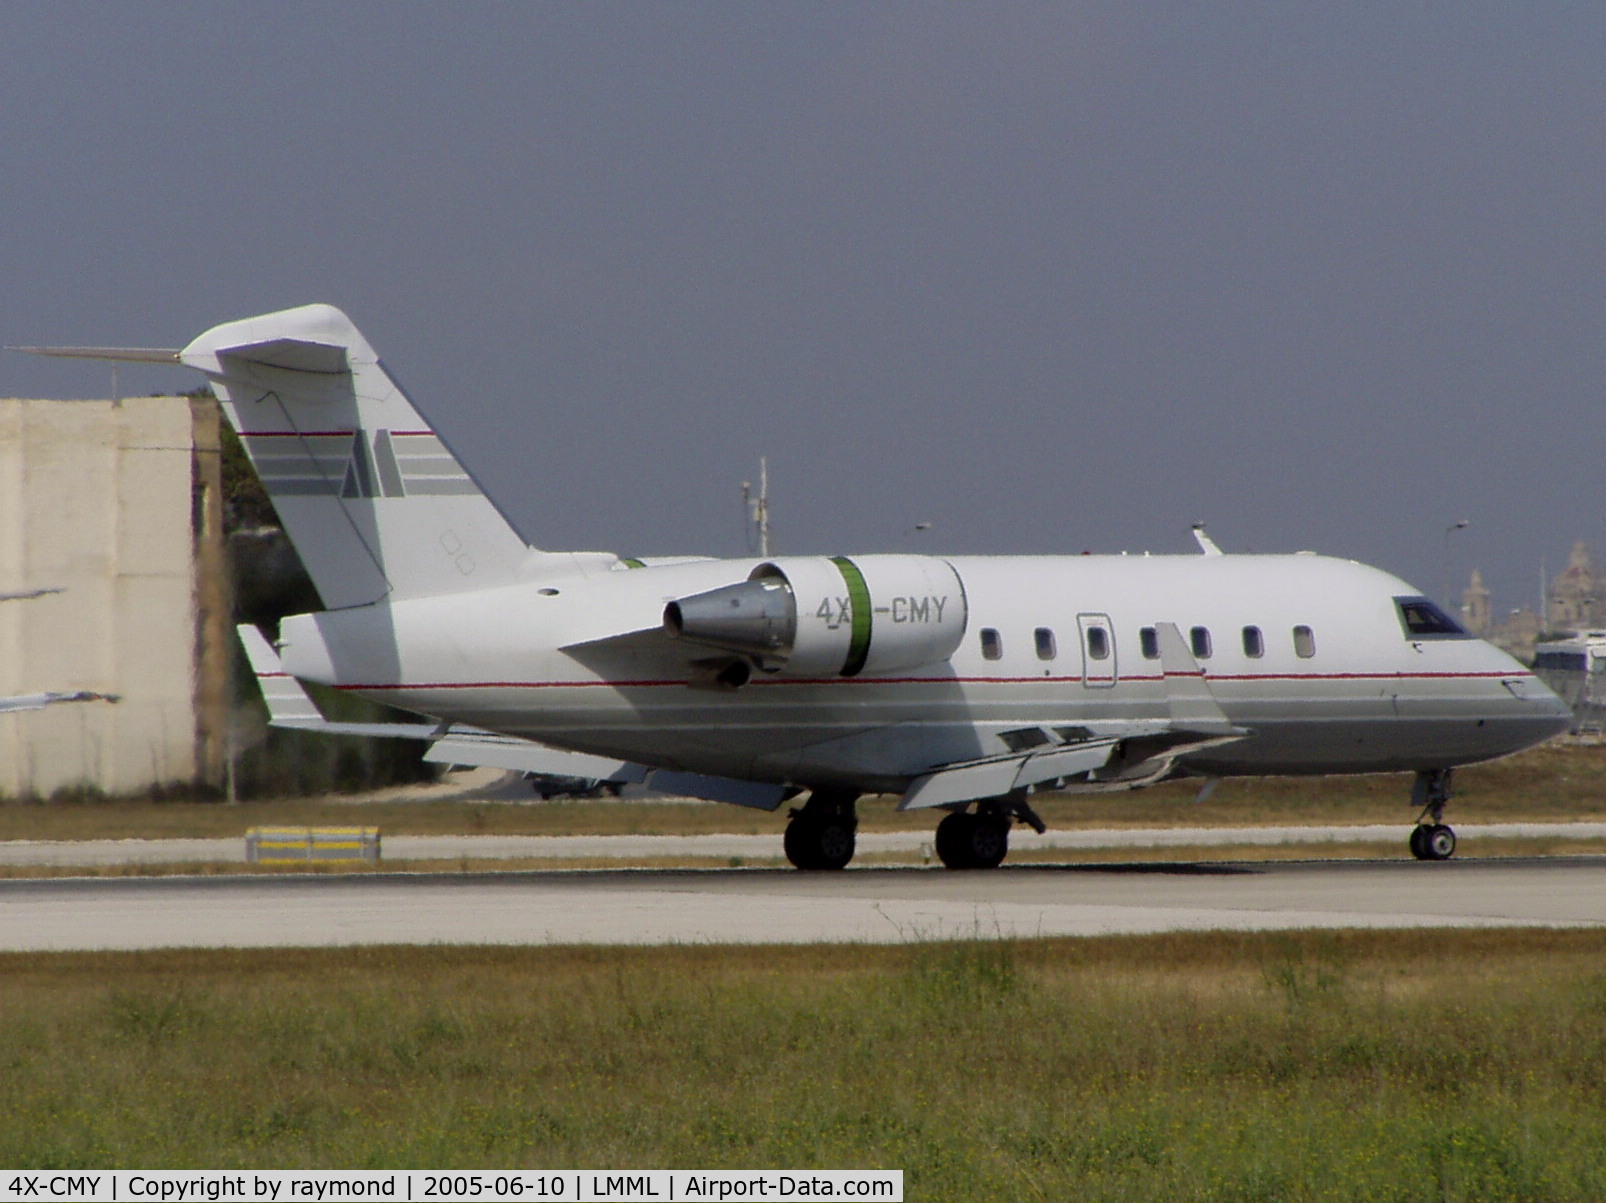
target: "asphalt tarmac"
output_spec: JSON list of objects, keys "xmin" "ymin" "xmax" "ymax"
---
[
  {"xmin": 2, "ymin": 856, "xmax": 1602, "ymax": 951},
  {"xmin": 3, "ymin": 822, "xmax": 1605, "ymax": 866}
]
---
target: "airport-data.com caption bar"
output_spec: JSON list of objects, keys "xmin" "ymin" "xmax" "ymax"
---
[{"xmin": 1, "ymin": 1174, "xmax": 902, "ymax": 1203}]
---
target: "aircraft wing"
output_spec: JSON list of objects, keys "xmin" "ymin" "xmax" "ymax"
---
[
  {"xmin": 899, "ymin": 736, "xmax": 1124, "ymax": 810},
  {"xmin": 899, "ymin": 622, "xmax": 1249, "ymax": 809},
  {"xmin": 238, "ymin": 623, "xmax": 633, "ymax": 771},
  {"xmin": 237, "ymin": 623, "xmax": 441, "ymax": 738},
  {"xmin": 236, "ymin": 626, "xmax": 787, "ymax": 809}
]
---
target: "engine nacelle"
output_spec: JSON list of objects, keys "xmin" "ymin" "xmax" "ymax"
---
[{"xmin": 664, "ymin": 554, "xmax": 967, "ymax": 677}]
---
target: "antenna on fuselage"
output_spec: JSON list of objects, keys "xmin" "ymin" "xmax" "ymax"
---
[{"xmin": 1191, "ymin": 523, "xmax": 1224, "ymax": 556}]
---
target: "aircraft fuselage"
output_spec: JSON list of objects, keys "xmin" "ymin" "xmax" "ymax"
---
[{"xmin": 279, "ymin": 551, "xmax": 1568, "ymax": 794}]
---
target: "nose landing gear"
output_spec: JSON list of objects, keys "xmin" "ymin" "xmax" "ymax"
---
[{"xmin": 1409, "ymin": 769, "xmax": 1457, "ymax": 861}]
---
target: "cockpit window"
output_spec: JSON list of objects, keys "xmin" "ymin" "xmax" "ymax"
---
[{"xmin": 1395, "ymin": 596, "xmax": 1470, "ymax": 640}]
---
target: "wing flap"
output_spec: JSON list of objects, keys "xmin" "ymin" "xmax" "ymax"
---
[
  {"xmin": 423, "ymin": 732, "xmax": 643, "ymax": 781},
  {"xmin": 899, "ymin": 738, "xmax": 1122, "ymax": 810}
]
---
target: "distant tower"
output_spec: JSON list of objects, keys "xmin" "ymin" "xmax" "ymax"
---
[
  {"xmin": 1547, "ymin": 541, "xmax": 1604, "ymax": 632},
  {"xmin": 1461, "ymin": 569, "xmax": 1491, "ymax": 636}
]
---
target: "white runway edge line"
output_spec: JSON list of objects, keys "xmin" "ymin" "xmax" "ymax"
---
[
  {"xmin": 4, "ymin": 823, "xmax": 1606, "ymax": 867},
  {"xmin": 0, "ymin": 1170, "xmax": 904, "ymax": 1202}
]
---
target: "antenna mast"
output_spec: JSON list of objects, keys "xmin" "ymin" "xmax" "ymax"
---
[{"xmin": 741, "ymin": 457, "xmax": 771, "ymax": 557}]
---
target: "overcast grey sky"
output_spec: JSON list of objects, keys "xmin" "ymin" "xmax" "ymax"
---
[{"xmin": 4, "ymin": 3, "xmax": 1603, "ymax": 616}]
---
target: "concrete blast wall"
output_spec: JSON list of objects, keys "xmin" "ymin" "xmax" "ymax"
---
[{"xmin": 0, "ymin": 397, "xmax": 227, "ymax": 797}]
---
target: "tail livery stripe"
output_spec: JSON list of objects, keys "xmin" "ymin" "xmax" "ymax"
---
[
  {"xmin": 387, "ymin": 432, "xmax": 479, "ymax": 495},
  {"xmin": 241, "ymin": 429, "xmax": 477, "ymax": 500}
]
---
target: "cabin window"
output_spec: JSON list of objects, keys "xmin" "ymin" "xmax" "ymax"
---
[
  {"xmin": 1034, "ymin": 627, "xmax": 1057, "ymax": 660},
  {"xmin": 981, "ymin": 628, "xmax": 1003, "ymax": 661},
  {"xmin": 1394, "ymin": 596, "xmax": 1471, "ymax": 640},
  {"xmin": 1139, "ymin": 627, "xmax": 1159, "ymax": 659},
  {"xmin": 1242, "ymin": 626, "xmax": 1264, "ymax": 658},
  {"xmin": 1086, "ymin": 626, "xmax": 1110, "ymax": 660},
  {"xmin": 1190, "ymin": 626, "xmax": 1213, "ymax": 659},
  {"xmin": 1293, "ymin": 625, "xmax": 1317, "ymax": 658}
]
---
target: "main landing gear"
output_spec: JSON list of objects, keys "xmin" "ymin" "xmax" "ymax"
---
[
  {"xmin": 935, "ymin": 791, "xmax": 1046, "ymax": 870},
  {"xmin": 1408, "ymin": 768, "xmax": 1457, "ymax": 861},
  {"xmin": 782, "ymin": 787, "xmax": 1047, "ymax": 871},
  {"xmin": 783, "ymin": 789, "xmax": 859, "ymax": 870}
]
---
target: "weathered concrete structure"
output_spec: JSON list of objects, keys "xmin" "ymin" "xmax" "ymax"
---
[{"xmin": 0, "ymin": 396, "xmax": 229, "ymax": 797}]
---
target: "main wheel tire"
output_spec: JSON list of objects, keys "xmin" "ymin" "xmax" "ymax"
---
[
  {"xmin": 968, "ymin": 816, "xmax": 1010, "ymax": 869},
  {"xmin": 784, "ymin": 815, "xmax": 855, "ymax": 870},
  {"xmin": 1425, "ymin": 823, "xmax": 1456, "ymax": 861},
  {"xmin": 814, "ymin": 819, "xmax": 856, "ymax": 871},
  {"xmin": 784, "ymin": 816, "xmax": 821, "ymax": 870},
  {"xmin": 935, "ymin": 812, "xmax": 1010, "ymax": 869},
  {"xmin": 935, "ymin": 812, "xmax": 975, "ymax": 869}
]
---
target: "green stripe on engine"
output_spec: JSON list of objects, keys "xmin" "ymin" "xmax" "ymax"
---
[
  {"xmin": 830, "ymin": 556, "xmax": 873, "ymax": 676},
  {"xmin": 621, "ymin": 557, "xmax": 646, "ymax": 569}
]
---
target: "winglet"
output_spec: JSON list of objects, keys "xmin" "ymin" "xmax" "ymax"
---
[
  {"xmin": 237, "ymin": 624, "xmax": 329, "ymax": 728},
  {"xmin": 237, "ymin": 623, "xmax": 445, "ymax": 736},
  {"xmin": 235, "ymin": 624, "xmax": 656, "ymax": 787},
  {"xmin": 1153, "ymin": 621, "xmax": 1239, "ymax": 733}
]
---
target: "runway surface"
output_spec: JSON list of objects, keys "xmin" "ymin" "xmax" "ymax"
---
[
  {"xmin": 4, "ymin": 822, "xmax": 1606, "ymax": 866},
  {"xmin": 3, "ymin": 857, "xmax": 1603, "ymax": 950}
]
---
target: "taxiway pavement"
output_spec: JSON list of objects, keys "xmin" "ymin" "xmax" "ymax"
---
[
  {"xmin": 2, "ymin": 857, "xmax": 1602, "ymax": 951},
  {"xmin": 3, "ymin": 822, "xmax": 1606, "ymax": 866}
]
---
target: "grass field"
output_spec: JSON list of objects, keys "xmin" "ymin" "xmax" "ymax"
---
[
  {"xmin": 3, "ymin": 929, "xmax": 1605, "ymax": 1199},
  {"xmin": 5, "ymin": 741, "xmax": 1606, "ymax": 844}
]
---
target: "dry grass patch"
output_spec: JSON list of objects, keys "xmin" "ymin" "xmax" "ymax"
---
[{"xmin": 3, "ymin": 930, "xmax": 1606, "ymax": 1199}]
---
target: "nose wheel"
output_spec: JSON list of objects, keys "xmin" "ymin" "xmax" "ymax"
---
[
  {"xmin": 1409, "ymin": 822, "xmax": 1456, "ymax": 861},
  {"xmin": 1408, "ymin": 769, "xmax": 1457, "ymax": 861}
]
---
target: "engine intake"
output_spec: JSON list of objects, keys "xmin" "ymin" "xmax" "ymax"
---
[{"xmin": 663, "ymin": 555, "xmax": 967, "ymax": 678}]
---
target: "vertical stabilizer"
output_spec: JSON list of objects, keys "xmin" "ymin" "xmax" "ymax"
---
[{"xmin": 181, "ymin": 305, "xmax": 533, "ymax": 609}]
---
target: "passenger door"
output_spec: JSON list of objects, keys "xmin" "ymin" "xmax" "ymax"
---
[{"xmin": 1078, "ymin": 613, "xmax": 1117, "ymax": 688}]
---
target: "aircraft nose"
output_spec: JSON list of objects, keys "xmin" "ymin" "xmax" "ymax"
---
[{"xmin": 1520, "ymin": 671, "xmax": 1575, "ymax": 735}]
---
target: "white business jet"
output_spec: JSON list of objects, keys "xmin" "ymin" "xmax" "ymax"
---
[{"xmin": 26, "ymin": 306, "xmax": 1571, "ymax": 868}]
